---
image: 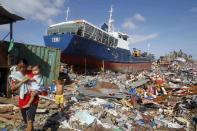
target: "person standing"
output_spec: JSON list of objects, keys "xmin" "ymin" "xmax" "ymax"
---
[
  {"xmin": 11, "ymin": 59, "xmax": 39, "ymax": 131},
  {"xmin": 54, "ymin": 77, "xmax": 65, "ymax": 117}
]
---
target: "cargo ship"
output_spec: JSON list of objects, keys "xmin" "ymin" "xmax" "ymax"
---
[{"xmin": 44, "ymin": 6, "xmax": 152, "ymax": 72}]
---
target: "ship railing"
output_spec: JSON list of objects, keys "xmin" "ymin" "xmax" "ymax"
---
[{"xmin": 80, "ymin": 22, "xmax": 118, "ymax": 48}]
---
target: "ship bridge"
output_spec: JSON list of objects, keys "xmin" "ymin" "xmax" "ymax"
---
[{"xmin": 110, "ymin": 32, "xmax": 130, "ymax": 50}]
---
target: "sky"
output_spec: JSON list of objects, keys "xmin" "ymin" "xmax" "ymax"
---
[{"xmin": 0, "ymin": 0, "xmax": 197, "ymax": 59}]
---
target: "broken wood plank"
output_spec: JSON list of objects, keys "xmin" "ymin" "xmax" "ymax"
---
[
  {"xmin": 0, "ymin": 104, "xmax": 14, "ymax": 113},
  {"xmin": 39, "ymin": 95, "xmax": 55, "ymax": 102},
  {"xmin": 0, "ymin": 97, "xmax": 18, "ymax": 105},
  {"xmin": 36, "ymin": 109, "xmax": 48, "ymax": 113},
  {"xmin": 0, "ymin": 114, "xmax": 22, "ymax": 120},
  {"xmin": 0, "ymin": 117, "xmax": 15, "ymax": 126},
  {"xmin": 38, "ymin": 101, "xmax": 51, "ymax": 109}
]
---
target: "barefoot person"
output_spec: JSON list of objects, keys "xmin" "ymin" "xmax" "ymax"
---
[
  {"xmin": 54, "ymin": 77, "xmax": 65, "ymax": 116},
  {"xmin": 23, "ymin": 65, "xmax": 43, "ymax": 108},
  {"xmin": 11, "ymin": 59, "xmax": 39, "ymax": 131}
]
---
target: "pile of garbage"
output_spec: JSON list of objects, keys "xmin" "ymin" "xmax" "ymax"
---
[
  {"xmin": 36, "ymin": 59, "xmax": 197, "ymax": 130},
  {"xmin": 0, "ymin": 58, "xmax": 197, "ymax": 131}
]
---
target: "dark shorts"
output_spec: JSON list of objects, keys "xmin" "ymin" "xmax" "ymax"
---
[{"xmin": 21, "ymin": 104, "xmax": 37, "ymax": 123}]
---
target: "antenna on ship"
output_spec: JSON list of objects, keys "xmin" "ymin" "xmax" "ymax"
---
[
  {"xmin": 147, "ymin": 43, "xmax": 150, "ymax": 55},
  {"xmin": 108, "ymin": 5, "xmax": 114, "ymax": 32},
  {"xmin": 66, "ymin": 7, "xmax": 70, "ymax": 21}
]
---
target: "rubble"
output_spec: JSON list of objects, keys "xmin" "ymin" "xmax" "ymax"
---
[{"xmin": 0, "ymin": 56, "xmax": 197, "ymax": 131}]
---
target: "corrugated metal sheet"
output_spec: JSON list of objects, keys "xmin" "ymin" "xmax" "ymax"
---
[{"xmin": 2, "ymin": 41, "xmax": 61, "ymax": 86}]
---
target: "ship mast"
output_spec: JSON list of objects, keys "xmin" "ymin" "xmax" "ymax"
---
[
  {"xmin": 147, "ymin": 43, "xmax": 150, "ymax": 55},
  {"xmin": 66, "ymin": 7, "xmax": 70, "ymax": 21},
  {"xmin": 108, "ymin": 5, "xmax": 114, "ymax": 32}
]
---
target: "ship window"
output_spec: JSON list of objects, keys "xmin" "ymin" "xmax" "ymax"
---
[
  {"xmin": 123, "ymin": 37, "xmax": 127, "ymax": 41},
  {"xmin": 77, "ymin": 29, "xmax": 82, "ymax": 36},
  {"xmin": 47, "ymin": 23, "xmax": 81, "ymax": 35}
]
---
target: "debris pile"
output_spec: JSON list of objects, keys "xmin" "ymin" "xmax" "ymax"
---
[{"xmin": 0, "ymin": 57, "xmax": 197, "ymax": 131}]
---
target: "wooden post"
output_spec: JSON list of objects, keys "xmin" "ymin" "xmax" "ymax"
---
[
  {"xmin": 85, "ymin": 57, "xmax": 87, "ymax": 75},
  {"xmin": 102, "ymin": 60, "xmax": 105, "ymax": 72},
  {"xmin": 10, "ymin": 22, "xmax": 13, "ymax": 41}
]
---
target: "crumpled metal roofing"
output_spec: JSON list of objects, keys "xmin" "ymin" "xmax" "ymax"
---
[{"xmin": 0, "ymin": 5, "xmax": 24, "ymax": 25}]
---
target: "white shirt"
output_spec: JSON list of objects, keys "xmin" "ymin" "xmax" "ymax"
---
[
  {"xmin": 9, "ymin": 71, "xmax": 28, "ymax": 99},
  {"xmin": 30, "ymin": 75, "xmax": 44, "ymax": 91}
]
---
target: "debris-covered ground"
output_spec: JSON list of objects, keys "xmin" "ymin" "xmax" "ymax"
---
[{"xmin": 0, "ymin": 58, "xmax": 197, "ymax": 131}]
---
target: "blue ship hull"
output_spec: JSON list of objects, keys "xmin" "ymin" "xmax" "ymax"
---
[{"xmin": 44, "ymin": 33, "xmax": 151, "ymax": 72}]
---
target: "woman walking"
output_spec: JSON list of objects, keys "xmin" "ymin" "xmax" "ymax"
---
[{"xmin": 11, "ymin": 59, "xmax": 39, "ymax": 131}]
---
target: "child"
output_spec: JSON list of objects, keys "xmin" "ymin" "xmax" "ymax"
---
[
  {"xmin": 54, "ymin": 77, "xmax": 65, "ymax": 116},
  {"xmin": 23, "ymin": 65, "xmax": 43, "ymax": 108},
  {"xmin": 26, "ymin": 65, "xmax": 33, "ymax": 78}
]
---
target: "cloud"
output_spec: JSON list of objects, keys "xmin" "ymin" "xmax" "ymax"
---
[
  {"xmin": 122, "ymin": 13, "xmax": 146, "ymax": 29},
  {"xmin": 122, "ymin": 18, "xmax": 136, "ymax": 29},
  {"xmin": 0, "ymin": 0, "xmax": 65, "ymax": 25},
  {"xmin": 121, "ymin": 13, "xmax": 157, "ymax": 45},
  {"xmin": 128, "ymin": 33, "xmax": 159, "ymax": 44},
  {"xmin": 133, "ymin": 13, "xmax": 146, "ymax": 22},
  {"xmin": 189, "ymin": 6, "xmax": 197, "ymax": 13}
]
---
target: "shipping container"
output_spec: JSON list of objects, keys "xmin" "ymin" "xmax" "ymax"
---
[{"xmin": 0, "ymin": 41, "xmax": 61, "ymax": 86}]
